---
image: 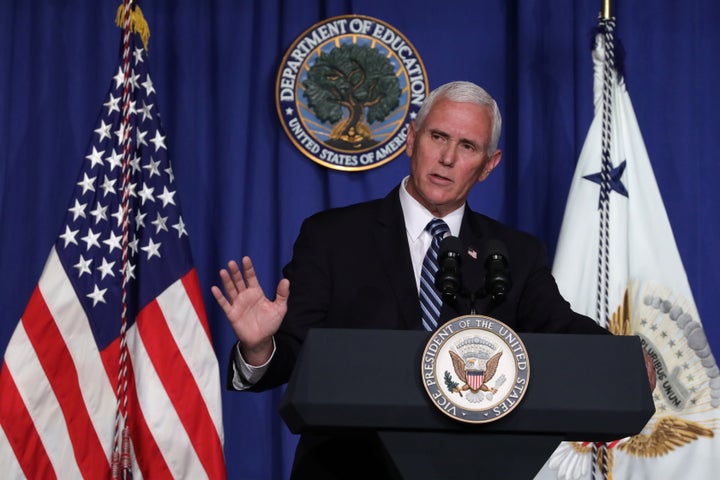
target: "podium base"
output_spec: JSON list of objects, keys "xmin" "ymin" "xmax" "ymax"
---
[{"xmin": 378, "ymin": 431, "xmax": 561, "ymax": 479}]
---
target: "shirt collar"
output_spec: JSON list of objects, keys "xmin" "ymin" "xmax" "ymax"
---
[{"xmin": 399, "ymin": 176, "xmax": 464, "ymax": 241}]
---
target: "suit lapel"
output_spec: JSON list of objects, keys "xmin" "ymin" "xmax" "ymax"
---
[
  {"xmin": 373, "ymin": 186, "xmax": 423, "ymax": 330},
  {"xmin": 456, "ymin": 206, "xmax": 492, "ymax": 316}
]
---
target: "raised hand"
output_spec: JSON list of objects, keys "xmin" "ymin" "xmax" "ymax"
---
[{"xmin": 211, "ymin": 256, "xmax": 290, "ymax": 366}]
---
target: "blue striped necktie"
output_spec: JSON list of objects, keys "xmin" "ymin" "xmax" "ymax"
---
[{"xmin": 419, "ymin": 218, "xmax": 450, "ymax": 331}]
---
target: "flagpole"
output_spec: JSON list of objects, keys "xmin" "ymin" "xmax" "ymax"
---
[
  {"xmin": 595, "ymin": 6, "xmax": 614, "ymax": 479},
  {"xmin": 601, "ymin": 0, "xmax": 611, "ymax": 20}
]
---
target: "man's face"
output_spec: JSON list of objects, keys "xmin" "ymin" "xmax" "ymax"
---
[{"xmin": 405, "ymin": 97, "xmax": 502, "ymax": 217}]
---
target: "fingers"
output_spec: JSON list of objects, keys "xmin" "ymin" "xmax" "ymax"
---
[
  {"xmin": 275, "ymin": 278, "xmax": 290, "ymax": 307},
  {"xmin": 210, "ymin": 285, "xmax": 231, "ymax": 316},
  {"xmin": 228, "ymin": 259, "xmax": 244, "ymax": 291},
  {"xmin": 219, "ymin": 267, "xmax": 237, "ymax": 300},
  {"xmin": 219, "ymin": 258, "xmax": 250, "ymax": 301},
  {"xmin": 240, "ymin": 256, "xmax": 261, "ymax": 289},
  {"xmin": 215, "ymin": 256, "xmax": 273, "ymax": 308}
]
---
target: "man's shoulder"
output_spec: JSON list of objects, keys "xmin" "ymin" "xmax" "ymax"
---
[
  {"xmin": 303, "ymin": 197, "xmax": 383, "ymax": 227},
  {"xmin": 303, "ymin": 186, "xmax": 401, "ymax": 228},
  {"xmin": 313, "ymin": 196, "xmax": 385, "ymax": 216},
  {"xmin": 462, "ymin": 209, "xmax": 549, "ymax": 272},
  {"xmin": 464, "ymin": 208, "xmax": 541, "ymax": 246}
]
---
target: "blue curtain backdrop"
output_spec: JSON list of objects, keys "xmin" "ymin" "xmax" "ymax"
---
[{"xmin": 1, "ymin": 1, "xmax": 718, "ymax": 478}]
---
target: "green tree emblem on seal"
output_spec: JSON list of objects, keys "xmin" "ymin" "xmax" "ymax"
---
[{"xmin": 303, "ymin": 43, "xmax": 401, "ymax": 150}]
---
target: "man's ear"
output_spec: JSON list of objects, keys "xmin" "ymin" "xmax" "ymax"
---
[
  {"xmin": 405, "ymin": 121, "xmax": 416, "ymax": 158},
  {"xmin": 478, "ymin": 150, "xmax": 502, "ymax": 181}
]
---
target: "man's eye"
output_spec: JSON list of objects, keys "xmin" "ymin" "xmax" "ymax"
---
[{"xmin": 461, "ymin": 142, "xmax": 476, "ymax": 151}]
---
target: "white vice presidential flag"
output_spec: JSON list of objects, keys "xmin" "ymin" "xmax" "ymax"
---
[{"xmin": 535, "ymin": 21, "xmax": 720, "ymax": 480}]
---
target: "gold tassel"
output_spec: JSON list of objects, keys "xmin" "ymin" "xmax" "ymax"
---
[{"xmin": 115, "ymin": 2, "xmax": 150, "ymax": 51}]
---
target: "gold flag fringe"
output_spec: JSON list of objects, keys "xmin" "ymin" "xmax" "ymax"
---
[{"xmin": 115, "ymin": 3, "xmax": 150, "ymax": 51}]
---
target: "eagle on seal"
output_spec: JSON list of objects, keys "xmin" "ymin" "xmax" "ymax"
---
[{"xmin": 449, "ymin": 350, "xmax": 503, "ymax": 394}]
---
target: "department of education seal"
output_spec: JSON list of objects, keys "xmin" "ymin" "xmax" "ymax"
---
[
  {"xmin": 422, "ymin": 315, "xmax": 530, "ymax": 424},
  {"xmin": 276, "ymin": 15, "xmax": 429, "ymax": 171}
]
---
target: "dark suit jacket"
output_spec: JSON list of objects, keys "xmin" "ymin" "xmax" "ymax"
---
[{"xmin": 230, "ymin": 184, "xmax": 607, "ymax": 478}]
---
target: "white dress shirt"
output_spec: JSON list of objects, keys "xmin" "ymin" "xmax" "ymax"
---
[{"xmin": 398, "ymin": 176, "xmax": 463, "ymax": 290}]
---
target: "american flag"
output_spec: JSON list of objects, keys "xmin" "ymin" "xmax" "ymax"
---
[{"xmin": 0, "ymin": 7, "xmax": 226, "ymax": 479}]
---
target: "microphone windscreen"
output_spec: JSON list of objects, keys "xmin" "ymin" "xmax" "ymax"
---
[
  {"xmin": 438, "ymin": 235, "xmax": 463, "ymax": 257},
  {"xmin": 482, "ymin": 238, "xmax": 510, "ymax": 262}
]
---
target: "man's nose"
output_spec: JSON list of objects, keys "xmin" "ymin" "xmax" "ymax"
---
[{"xmin": 439, "ymin": 143, "xmax": 458, "ymax": 166}]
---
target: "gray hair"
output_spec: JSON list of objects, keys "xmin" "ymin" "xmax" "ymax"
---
[{"xmin": 414, "ymin": 81, "xmax": 502, "ymax": 154}]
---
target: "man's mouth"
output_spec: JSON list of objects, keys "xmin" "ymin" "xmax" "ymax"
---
[{"xmin": 429, "ymin": 173, "xmax": 452, "ymax": 184}]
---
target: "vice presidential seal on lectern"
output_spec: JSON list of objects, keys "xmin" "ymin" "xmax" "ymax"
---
[{"xmin": 422, "ymin": 315, "xmax": 530, "ymax": 424}]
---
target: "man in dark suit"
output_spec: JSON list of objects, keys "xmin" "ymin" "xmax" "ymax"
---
[{"xmin": 212, "ymin": 80, "xmax": 610, "ymax": 478}]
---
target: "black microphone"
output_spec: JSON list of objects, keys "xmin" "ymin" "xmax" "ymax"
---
[
  {"xmin": 483, "ymin": 239, "xmax": 512, "ymax": 304},
  {"xmin": 435, "ymin": 235, "xmax": 463, "ymax": 303}
]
